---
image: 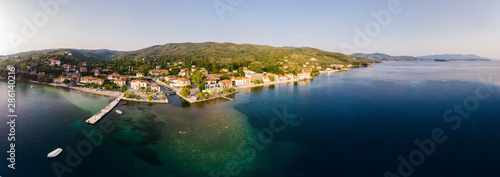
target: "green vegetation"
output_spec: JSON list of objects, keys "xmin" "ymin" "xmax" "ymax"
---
[
  {"xmin": 0, "ymin": 42, "xmax": 376, "ymax": 82},
  {"xmin": 229, "ymin": 87, "xmax": 235, "ymax": 92},
  {"xmin": 63, "ymin": 79, "xmax": 70, "ymax": 84},
  {"xmin": 119, "ymin": 85, "xmax": 127, "ymax": 92},
  {"xmin": 189, "ymin": 70, "xmax": 205, "ymax": 84},
  {"xmin": 180, "ymin": 86, "xmax": 191, "ymax": 97}
]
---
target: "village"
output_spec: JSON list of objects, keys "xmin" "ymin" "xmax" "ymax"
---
[{"xmin": 44, "ymin": 56, "xmax": 349, "ymax": 103}]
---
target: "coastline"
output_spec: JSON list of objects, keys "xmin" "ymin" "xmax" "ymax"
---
[{"xmin": 26, "ymin": 80, "xmax": 169, "ymax": 103}]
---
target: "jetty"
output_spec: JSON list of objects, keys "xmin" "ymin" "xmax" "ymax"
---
[
  {"xmin": 221, "ymin": 96, "xmax": 234, "ymax": 101},
  {"xmin": 86, "ymin": 95, "xmax": 123, "ymax": 124}
]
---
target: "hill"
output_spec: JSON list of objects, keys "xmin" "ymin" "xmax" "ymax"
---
[
  {"xmin": 418, "ymin": 54, "xmax": 493, "ymax": 61},
  {"xmin": 352, "ymin": 53, "xmax": 422, "ymax": 61},
  {"xmin": 111, "ymin": 42, "xmax": 377, "ymax": 66},
  {"xmin": 3, "ymin": 49, "xmax": 121, "ymax": 61}
]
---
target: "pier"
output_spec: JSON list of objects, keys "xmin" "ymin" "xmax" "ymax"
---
[
  {"xmin": 86, "ymin": 95, "xmax": 123, "ymax": 124},
  {"xmin": 221, "ymin": 96, "xmax": 234, "ymax": 101}
]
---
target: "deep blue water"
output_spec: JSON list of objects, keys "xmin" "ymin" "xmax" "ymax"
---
[{"xmin": 2, "ymin": 61, "xmax": 500, "ymax": 177}]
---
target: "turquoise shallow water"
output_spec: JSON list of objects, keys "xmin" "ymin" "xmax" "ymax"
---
[{"xmin": 2, "ymin": 61, "xmax": 500, "ymax": 177}]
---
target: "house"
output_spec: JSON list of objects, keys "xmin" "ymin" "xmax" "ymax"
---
[
  {"xmin": 310, "ymin": 57, "xmax": 318, "ymax": 61},
  {"xmin": 114, "ymin": 78, "xmax": 126, "ymax": 87},
  {"xmin": 131, "ymin": 80, "xmax": 148, "ymax": 90},
  {"xmin": 233, "ymin": 70, "xmax": 238, "ymax": 73},
  {"xmin": 263, "ymin": 75, "xmax": 270, "ymax": 83},
  {"xmin": 221, "ymin": 69, "xmax": 229, "ymax": 73},
  {"xmin": 63, "ymin": 64, "xmax": 71, "ymax": 71},
  {"xmin": 108, "ymin": 73, "xmax": 119, "ymax": 80},
  {"xmin": 50, "ymin": 59, "xmax": 61, "ymax": 66},
  {"xmin": 80, "ymin": 67, "xmax": 87, "ymax": 72},
  {"xmin": 94, "ymin": 70, "xmax": 100, "ymax": 76},
  {"xmin": 234, "ymin": 77, "xmax": 245, "ymax": 86},
  {"xmin": 71, "ymin": 75, "xmax": 79, "ymax": 82},
  {"xmin": 149, "ymin": 69, "xmax": 160, "ymax": 76},
  {"xmin": 331, "ymin": 64, "xmax": 344, "ymax": 69},
  {"xmin": 242, "ymin": 77, "xmax": 251, "ymax": 85},
  {"xmin": 298, "ymin": 72, "xmax": 306, "ymax": 79},
  {"xmin": 303, "ymin": 71, "xmax": 311, "ymax": 78},
  {"xmin": 246, "ymin": 73, "xmax": 264, "ymax": 82},
  {"xmin": 164, "ymin": 76, "xmax": 178, "ymax": 82},
  {"xmin": 80, "ymin": 77, "xmax": 103, "ymax": 85},
  {"xmin": 151, "ymin": 84, "xmax": 161, "ymax": 92},
  {"xmin": 206, "ymin": 74, "xmax": 223, "ymax": 80},
  {"xmin": 159, "ymin": 69, "xmax": 169, "ymax": 75},
  {"xmin": 119, "ymin": 75, "xmax": 129, "ymax": 80},
  {"xmin": 243, "ymin": 69, "xmax": 254, "ymax": 75},
  {"xmin": 316, "ymin": 66, "xmax": 322, "ymax": 70},
  {"xmin": 326, "ymin": 68, "xmax": 334, "ymax": 71},
  {"xmin": 285, "ymin": 74, "xmax": 294, "ymax": 79},
  {"xmin": 179, "ymin": 71, "xmax": 187, "ymax": 77},
  {"xmin": 267, "ymin": 74, "xmax": 278, "ymax": 82},
  {"xmin": 279, "ymin": 75, "xmax": 288, "ymax": 81},
  {"xmin": 94, "ymin": 78, "xmax": 105, "ymax": 85},
  {"xmin": 206, "ymin": 78, "xmax": 217, "ymax": 85},
  {"xmin": 80, "ymin": 62, "xmax": 86, "ymax": 67},
  {"xmin": 219, "ymin": 80, "xmax": 233, "ymax": 88},
  {"xmin": 80, "ymin": 76, "xmax": 95, "ymax": 83},
  {"xmin": 136, "ymin": 73, "xmax": 144, "ymax": 78},
  {"xmin": 54, "ymin": 77, "xmax": 69, "ymax": 84},
  {"xmin": 177, "ymin": 78, "xmax": 191, "ymax": 87}
]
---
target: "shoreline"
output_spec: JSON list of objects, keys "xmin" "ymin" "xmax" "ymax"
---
[{"xmin": 26, "ymin": 80, "xmax": 169, "ymax": 103}]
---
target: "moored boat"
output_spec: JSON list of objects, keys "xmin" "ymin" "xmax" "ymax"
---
[
  {"xmin": 116, "ymin": 110, "xmax": 123, "ymax": 114},
  {"xmin": 47, "ymin": 148, "xmax": 63, "ymax": 158}
]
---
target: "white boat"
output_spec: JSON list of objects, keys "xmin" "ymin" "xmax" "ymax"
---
[
  {"xmin": 116, "ymin": 110, "xmax": 123, "ymax": 114},
  {"xmin": 31, "ymin": 85, "xmax": 34, "ymax": 88},
  {"xmin": 47, "ymin": 148, "xmax": 63, "ymax": 158}
]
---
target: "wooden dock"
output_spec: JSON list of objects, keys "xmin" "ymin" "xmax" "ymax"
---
[
  {"xmin": 86, "ymin": 95, "xmax": 123, "ymax": 125},
  {"xmin": 221, "ymin": 96, "xmax": 234, "ymax": 101}
]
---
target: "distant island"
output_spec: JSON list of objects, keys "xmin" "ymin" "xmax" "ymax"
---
[
  {"xmin": 418, "ymin": 54, "xmax": 493, "ymax": 61},
  {"xmin": 352, "ymin": 53, "xmax": 494, "ymax": 62},
  {"xmin": 434, "ymin": 59, "xmax": 450, "ymax": 62},
  {"xmin": 351, "ymin": 53, "xmax": 423, "ymax": 61}
]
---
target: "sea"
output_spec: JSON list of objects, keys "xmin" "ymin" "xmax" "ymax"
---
[{"xmin": 2, "ymin": 61, "xmax": 500, "ymax": 177}]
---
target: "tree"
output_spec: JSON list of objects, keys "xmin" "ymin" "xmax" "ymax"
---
[
  {"xmin": 189, "ymin": 70, "xmax": 205, "ymax": 85},
  {"xmin": 229, "ymin": 87, "xmax": 235, "ymax": 92},
  {"xmin": 119, "ymin": 85, "xmax": 127, "ymax": 92},
  {"xmin": 125, "ymin": 92, "xmax": 130, "ymax": 98},
  {"xmin": 63, "ymin": 79, "xmax": 70, "ymax": 84},
  {"xmin": 197, "ymin": 92, "xmax": 205, "ymax": 99},
  {"xmin": 220, "ymin": 73, "xmax": 230, "ymax": 80},
  {"xmin": 248, "ymin": 62, "xmax": 264, "ymax": 73},
  {"xmin": 37, "ymin": 72, "xmax": 47, "ymax": 81},
  {"xmin": 84, "ymin": 83, "xmax": 90, "ymax": 87},
  {"xmin": 269, "ymin": 76, "xmax": 276, "ymax": 82},
  {"xmin": 136, "ymin": 95, "xmax": 140, "ymax": 99},
  {"xmin": 238, "ymin": 67, "xmax": 245, "ymax": 77},
  {"xmin": 198, "ymin": 82, "xmax": 206, "ymax": 91},
  {"xmin": 180, "ymin": 86, "xmax": 191, "ymax": 97},
  {"xmin": 223, "ymin": 88, "xmax": 230, "ymax": 93},
  {"xmin": 148, "ymin": 95, "xmax": 154, "ymax": 101}
]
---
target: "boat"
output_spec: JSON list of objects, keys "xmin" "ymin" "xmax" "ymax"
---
[
  {"xmin": 116, "ymin": 110, "xmax": 123, "ymax": 114},
  {"xmin": 47, "ymin": 148, "xmax": 63, "ymax": 158},
  {"xmin": 31, "ymin": 85, "xmax": 34, "ymax": 88},
  {"xmin": 122, "ymin": 102, "xmax": 127, "ymax": 105}
]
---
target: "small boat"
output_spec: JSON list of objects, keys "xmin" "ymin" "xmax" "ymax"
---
[
  {"xmin": 122, "ymin": 102, "xmax": 127, "ymax": 105},
  {"xmin": 31, "ymin": 85, "xmax": 34, "ymax": 88},
  {"xmin": 47, "ymin": 148, "xmax": 63, "ymax": 158},
  {"xmin": 116, "ymin": 110, "xmax": 123, "ymax": 114}
]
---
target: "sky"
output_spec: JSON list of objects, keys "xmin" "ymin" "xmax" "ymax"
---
[{"xmin": 0, "ymin": 0, "xmax": 499, "ymax": 58}]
